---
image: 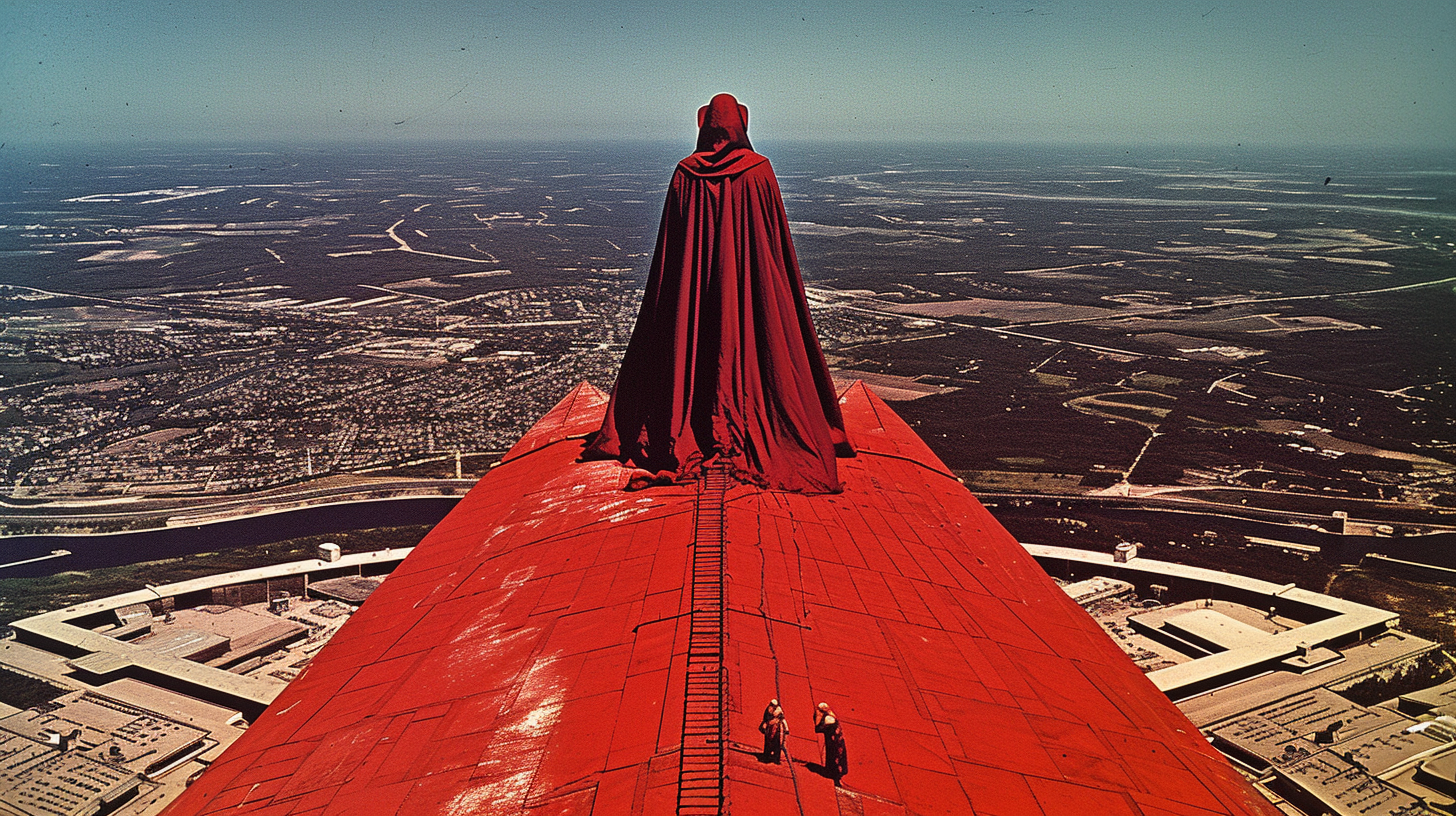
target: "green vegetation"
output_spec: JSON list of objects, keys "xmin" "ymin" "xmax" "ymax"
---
[
  {"xmin": 1126, "ymin": 372, "xmax": 1184, "ymax": 391},
  {"xmin": 0, "ymin": 359, "xmax": 75, "ymax": 384},
  {"xmin": 1325, "ymin": 570, "xmax": 1456, "ymax": 649},
  {"xmin": 1033, "ymin": 372, "xmax": 1075, "ymax": 387},
  {"xmin": 0, "ymin": 666, "xmax": 69, "ymax": 709},
  {"xmin": 1333, "ymin": 651, "xmax": 1455, "ymax": 708},
  {"xmin": 957, "ymin": 470, "xmax": 1086, "ymax": 494}
]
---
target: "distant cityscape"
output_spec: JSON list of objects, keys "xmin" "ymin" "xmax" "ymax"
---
[
  {"xmin": 1, "ymin": 142, "xmax": 1452, "ymax": 539},
  {"xmin": 0, "ymin": 283, "xmax": 638, "ymax": 497}
]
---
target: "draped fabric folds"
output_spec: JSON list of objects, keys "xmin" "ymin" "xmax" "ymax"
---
[{"xmin": 584, "ymin": 94, "xmax": 851, "ymax": 493}]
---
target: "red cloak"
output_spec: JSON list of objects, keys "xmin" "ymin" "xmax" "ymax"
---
[{"xmin": 585, "ymin": 94, "xmax": 850, "ymax": 493}]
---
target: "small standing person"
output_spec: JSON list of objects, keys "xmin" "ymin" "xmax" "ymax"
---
[
  {"xmin": 759, "ymin": 699, "xmax": 787, "ymax": 763},
  {"xmin": 814, "ymin": 702, "xmax": 848, "ymax": 783}
]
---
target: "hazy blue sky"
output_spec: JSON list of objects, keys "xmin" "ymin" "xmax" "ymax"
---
[{"xmin": 3, "ymin": 0, "xmax": 1453, "ymax": 148}]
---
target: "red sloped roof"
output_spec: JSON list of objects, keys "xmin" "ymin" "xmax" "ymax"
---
[{"xmin": 161, "ymin": 382, "xmax": 1277, "ymax": 816}]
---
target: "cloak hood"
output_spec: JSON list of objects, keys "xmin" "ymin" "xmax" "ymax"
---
[{"xmin": 681, "ymin": 93, "xmax": 766, "ymax": 178}]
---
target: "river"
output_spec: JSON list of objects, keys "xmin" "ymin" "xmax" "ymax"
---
[
  {"xmin": 0, "ymin": 497, "xmax": 459, "ymax": 579},
  {"xmin": 4, "ymin": 495, "xmax": 1453, "ymax": 583}
]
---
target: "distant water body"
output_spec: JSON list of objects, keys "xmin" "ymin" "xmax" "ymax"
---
[{"xmin": 0, "ymin": 497, "xmax": 456, "ymax": 579}]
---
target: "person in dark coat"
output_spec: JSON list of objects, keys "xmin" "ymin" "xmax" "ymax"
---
[
  {"xmin": 814, "ymin": 702, "xmax": 848, "ymax": 783},
  {"xmin": 584, "ymin": 93, "xmax": 852, "ymax": 493},
  {"xmin": 759, "ymin": 698, "xmax": 787, "ymax": 763}
]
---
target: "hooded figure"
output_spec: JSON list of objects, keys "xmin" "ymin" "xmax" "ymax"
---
[
  {"xmin": 585, "ymin": 94, "xmax": 851, "ymax": 493},
  {"xmin": 814, "ymin": 702, "xmax": 848, "ymax": 782},
  {"xmin": 759, "ymin": 698, "xmax": 787, "ymax": 763}
]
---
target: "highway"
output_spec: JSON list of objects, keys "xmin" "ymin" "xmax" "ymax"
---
[{"xmin": 0, "ymin": 477, "xmax": 477, "ymax": 532}]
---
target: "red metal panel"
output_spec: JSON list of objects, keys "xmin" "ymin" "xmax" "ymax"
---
[
  {"xmin": 844, "ymin": 725, "xmax": 903, "ymax": 803},
  {"xmin": 1128, "ymin": 792, "xmax": 1231, "ymax": 816},
  {"xmin": 319, "ymin": 778, "xmax": 414, "ymax": 816},
  {"xmin": 955, "ymin": 760, "xmax": 1045, "ymax": 816},
  {"xmin": 1028, "ymin": 775, "xmax": 1141, "ymax": 816},
  {"xmin": 891, "ymin": 763, "xmax": 973, "ymax": 816},
  {"xmin": 391, "ymin": 767, "xmax": 477, "ymax": 815},
  {"xmin": 861, "ymin": 799, "xmax": 911, "ymax": 816},
  {"xmin": 607, "ymin": 667, "xmax": 671, "ymax": 768},
  {"xmin": 521, "ymin": 786, "xmax": 597, "ymax": 815},
  {"xmin": 591, "ymin": 767, "xmax": 640, "ymax": 815},
  {"xmin": 529, "ymin": 690, "xmax": 619, "ymax": 796}
]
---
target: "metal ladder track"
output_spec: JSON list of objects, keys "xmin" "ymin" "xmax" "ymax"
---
[{"xmin": 677, "ymin": 465, "xmax": 729, "ymax": 816}]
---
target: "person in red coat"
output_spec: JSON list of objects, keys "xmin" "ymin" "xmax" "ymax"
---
[{"xmin": 585, "ymin": 93, "xmax": 851, "ymax": 493}]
